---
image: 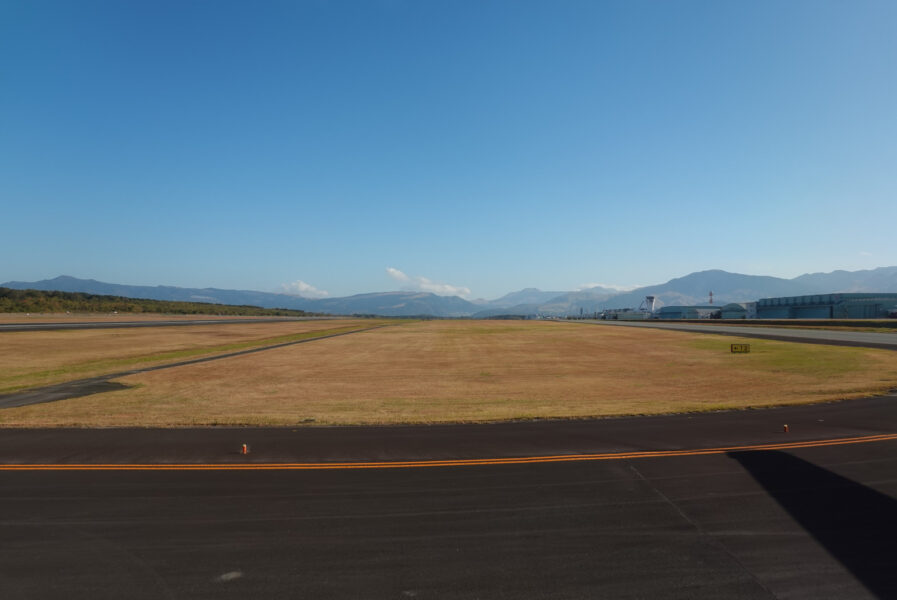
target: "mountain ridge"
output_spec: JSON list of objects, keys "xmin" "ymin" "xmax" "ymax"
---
[{"xmin": 4, "ymin": 267, "xmax": 897, "ymax": 317}]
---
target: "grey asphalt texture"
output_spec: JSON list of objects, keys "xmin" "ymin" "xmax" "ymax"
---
[
  {"xmin": 585, "ymin": 320, "xmax": 897, "ymax": 350},
  {"xmin": 1, "ymin": 393, "xmax": 896, "ymax": 464},
  {"xmin": 3, "ymin": 395, "xmax": 897, "ymax": 599}
]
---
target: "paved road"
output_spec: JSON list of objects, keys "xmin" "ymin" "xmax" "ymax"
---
[
  {"xmin": 3, "ymin": 396, "xmax": 897, "ymax": 599},
  {"xmin": 582, "ymin": 320, "xmax": 897, "ymax": 350},
  {"xmin": 0, "ymin": 317, "xmax": 332, "ymax": 333}
]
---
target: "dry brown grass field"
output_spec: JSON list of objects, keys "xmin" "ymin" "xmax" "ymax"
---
[
  {"xmin": 0, "ymin": 318, "xmax": 375, "ymax": 394},
  {"xmin": 3, "ymin": 319, "xmax": 897, "ymax": 427},
  {"xmin": 0, "ymin": 313, "xmax": 295, "ymax": 323}
]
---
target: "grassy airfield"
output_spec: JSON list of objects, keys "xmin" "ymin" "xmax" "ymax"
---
[
  {"xmin": 2, "ymin": 319, "xmax": 897, "ymax": 427},
  {"xmin": 0, "ymin": 318, "xmax": 378, "ymax": 394}
]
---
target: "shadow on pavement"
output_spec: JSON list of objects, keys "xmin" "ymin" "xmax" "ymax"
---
[{"xmin": 729, "ymin": 450, "xmax": 897, "ymax": 599}]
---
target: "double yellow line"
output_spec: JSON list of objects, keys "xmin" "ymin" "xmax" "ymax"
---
[{"xmin": 2, "ymin": 433, "xmax": 895, "ymax": 471}]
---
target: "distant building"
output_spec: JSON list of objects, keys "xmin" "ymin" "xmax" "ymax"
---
[
  {"xmin": 755, "ymin": 293, "xmax": 897, "ymax": 319},
  {"xmin": 601, "ymin": 308, "xmax": 651, "ymax": 320},
  {"xmin": 720, "ymin": 302, "xmax": 757, "ymax": 319},
  {"xmin": 656, "ymin": 305, "xmax": 720, "ymax": 320}
]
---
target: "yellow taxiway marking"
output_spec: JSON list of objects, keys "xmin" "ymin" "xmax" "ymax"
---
[{"xmin": 2, "ymin": 433, "xmax": 896, "ymax": 471}]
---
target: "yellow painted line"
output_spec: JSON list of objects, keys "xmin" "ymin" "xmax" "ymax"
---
[{"xmin": 2, "ymin": 433, "xmax": 896, "ymax": 471}]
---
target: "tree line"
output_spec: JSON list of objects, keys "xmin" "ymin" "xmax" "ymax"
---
[{"xmin": 0, "ymin": 287, "xmax": 322, "ymax": 317}]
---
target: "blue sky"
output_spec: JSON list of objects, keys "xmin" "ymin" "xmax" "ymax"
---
[{"xmin": 2, "ymin": 0, "xmax": 895, "ymax": 300}]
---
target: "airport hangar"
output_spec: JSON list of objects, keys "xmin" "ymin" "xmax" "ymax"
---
[
  {"xmin": 755, "ymin": 292, "xmax": 897, "ymax": 319},
  {"xmin": 653, "ymin": 293, "xmax": 897, "ymax": 320}
]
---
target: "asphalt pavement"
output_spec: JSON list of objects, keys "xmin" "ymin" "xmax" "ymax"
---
[
  {"xmin": 583, "ymin": 320, "xmax": 897, "ymax": 350},
  {"xmin": 3, "ymin": 431, "xmax": 896, "ymax": 598},
  {"xmin": 3, "ymin": 395, "xmax": 897, "ymax": 598},
  {"xmin": 2, "ymin": 392, "xmax": 896, "ymax": 464}
]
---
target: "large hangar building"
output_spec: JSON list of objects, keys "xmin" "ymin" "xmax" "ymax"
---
[
  {"xmin": 656, "ymin": 305, "xmax": 719, "ymax": 319},
  {"xmin": 755, "ymin": 293, "xmax": 897, "ymax": 319}
]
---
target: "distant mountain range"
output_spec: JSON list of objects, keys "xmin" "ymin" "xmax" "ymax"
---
[
  {"xmin": 481, "ymin": 267, "xmax": 897, "ymax": 316},
  {"xmin": 0, "ymin": 276, "xmax": 479, "ymax": 317},
  {"xmin": 4, "ymin": 267, "xmax": 897, "ymax": 318},
  {"xmin": 485, "ymin": 288, "xmax": 569, "ymax": 308}
]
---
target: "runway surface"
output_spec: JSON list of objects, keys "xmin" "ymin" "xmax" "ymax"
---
[
  {"xmin": 584, "ymin": 320, "xmax": 897, "ymax": 350},
  {"xmin": 3, "ymin": 395, "xmax": 897, "ymax": 598},
  {"xmin": 0, "ymin": 317, "xmax": 328, "ymax": 333}
]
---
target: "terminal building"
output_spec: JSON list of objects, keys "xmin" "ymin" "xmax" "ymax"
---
[{"xmin": 755, "ymin": 293, "xmax": 897, "ymax": 319}]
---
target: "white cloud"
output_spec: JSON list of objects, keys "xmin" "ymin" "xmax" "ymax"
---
[
  {"xmin": 416, "ymin": 277, "xmax": 472, "ymax": 297},
  {"xmin": 385, "ymin": 268, "xmax": 471, "ymax": 298},
  {"xmin": 386, "ymin": 267, "xmax": 410, "ymax": 282},
  {"xmin": 281, "ymin": 280, "xmax": 329, "ymax": 299},
  {"xmin": 577, "ymin": 282, "xmax": 640, "ymax": 292}
]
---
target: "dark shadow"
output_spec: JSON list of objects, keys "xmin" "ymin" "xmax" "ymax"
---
[{"xmin": 730, "ymin": 450, "xmax": 897, "ymax": 598}]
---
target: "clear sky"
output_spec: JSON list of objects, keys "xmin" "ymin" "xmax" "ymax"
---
[{"xmin": 2, "ymin": 0, "xmax": 895, "ymax": 300}]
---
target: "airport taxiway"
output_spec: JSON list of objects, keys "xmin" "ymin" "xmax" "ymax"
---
[{"xmin": 2, "ymin": 395, "xmax": 897, "ymax": 598}]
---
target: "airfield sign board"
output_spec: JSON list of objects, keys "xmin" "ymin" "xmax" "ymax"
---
[{"xmin": 730, "ymin": 343, "xmax": 751, "ymax": 353}]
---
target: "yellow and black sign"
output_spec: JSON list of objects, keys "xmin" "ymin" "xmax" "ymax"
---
[{"xmin": 730, "ymin": 343, "xmax": 751, "ymax": 353}]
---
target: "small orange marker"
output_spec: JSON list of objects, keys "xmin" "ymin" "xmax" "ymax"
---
[
  {"xmin": 783, "ymin": 424, "xmax": 789, "ymax": 433},
  {"xmin": 241, "ymin": 444, "xmax": 249, "ymax": 455}
]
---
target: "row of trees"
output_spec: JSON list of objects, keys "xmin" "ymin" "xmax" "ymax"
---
[{"xmin": 0, "ymin": 288, "xmax": 320, "ymax": 317}]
